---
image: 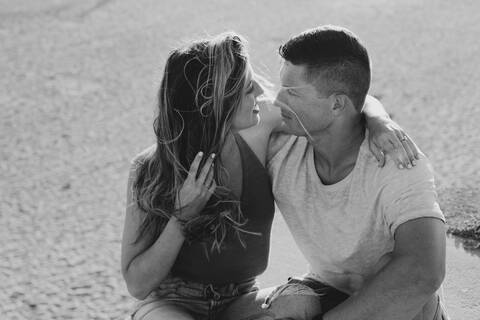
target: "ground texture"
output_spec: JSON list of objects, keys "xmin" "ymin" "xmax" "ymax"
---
[{"xmin": 1, "ymin": 0, "xmax": 479, "ymax": 319}]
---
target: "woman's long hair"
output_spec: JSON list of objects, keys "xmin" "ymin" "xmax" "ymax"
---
[{"xmin": 132, "ymin": 32, "xmax": 257, "ymax": 253}]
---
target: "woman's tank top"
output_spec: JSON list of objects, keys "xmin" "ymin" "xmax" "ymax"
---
[{"xmin": 171, "ymin": 133, "xmax": 275, "ymax": 285}]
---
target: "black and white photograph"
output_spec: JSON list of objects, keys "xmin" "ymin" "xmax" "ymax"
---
[{"xmin": 1, "ymin": 0, "xmax": 479, "ymax": 319}]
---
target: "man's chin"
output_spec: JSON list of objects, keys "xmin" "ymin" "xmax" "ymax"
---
[{"xmin": 283, "ymin": 123, "xmax": 304, "ymax": 136}]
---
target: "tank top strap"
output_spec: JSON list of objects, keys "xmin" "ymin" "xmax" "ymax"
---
[{"xmin": 232, "ymin": 132, "xmax": 265, "ymax": 171}]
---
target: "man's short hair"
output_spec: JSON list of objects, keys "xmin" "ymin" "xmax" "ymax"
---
[{"xmin": 279, "ymin": 25, "xmax": 371, "ymax": 111}]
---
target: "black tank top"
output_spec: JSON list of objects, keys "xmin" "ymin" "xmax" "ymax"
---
[{"xmin": 171, "ymin": 133, "xmax": 275, "ymax": 285}]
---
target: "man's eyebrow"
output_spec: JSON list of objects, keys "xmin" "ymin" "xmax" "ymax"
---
[{"xmin": 281, "ymin": 85, "xmax": 304, "ymax": 90}]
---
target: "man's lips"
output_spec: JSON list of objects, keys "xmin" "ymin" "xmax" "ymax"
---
[{"xmin": 281, "ymin": 111, "xmax": 291, "ymax": 119}]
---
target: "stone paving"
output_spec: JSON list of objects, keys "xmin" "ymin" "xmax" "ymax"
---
[{"xmin": 1, "ymin": 0, "xmax": 479, "ymax": 319}]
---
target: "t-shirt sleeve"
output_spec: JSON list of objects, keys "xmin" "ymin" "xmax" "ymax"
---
[{"xmin": 381, "ymin": 155, "xmax": 445, "ymax": 237}]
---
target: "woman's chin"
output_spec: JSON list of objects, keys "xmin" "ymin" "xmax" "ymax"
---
[
  {"xmin": 254, "ymin": 112, "xmax": 260, "ymax": 122},
  {"xmin": 250, "ymin": 114, "xmax": 261, "ymax": 127}
]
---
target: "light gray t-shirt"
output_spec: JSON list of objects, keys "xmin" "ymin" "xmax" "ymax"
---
[{"xmin": 267, "ymin": 132, "xmax": 445, "ymax": 294}]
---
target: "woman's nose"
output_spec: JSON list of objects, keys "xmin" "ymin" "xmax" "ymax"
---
[
  {"xmin": 253, "ymin": 81, "xmax": 264, "ymax": 97},
  {"xmin": 274, "ymin": 90, "xmax": 288, "ymax": 108}
]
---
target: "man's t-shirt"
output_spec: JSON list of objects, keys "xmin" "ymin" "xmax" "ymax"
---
[{"xmin": 267, "ymin": 132, "xmax": 445, "ymax": 294}]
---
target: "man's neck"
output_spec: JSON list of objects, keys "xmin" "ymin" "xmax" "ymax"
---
[{"xmin": 310, "ymin": 119, "xmax": 365, "ymax": 185}]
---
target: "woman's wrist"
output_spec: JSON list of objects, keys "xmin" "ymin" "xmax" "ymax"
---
[
  {"xmin": 363, "ymin": 95, "xmax": 390, "ymax": 127},
  {"xmin": 168, "ymin": 216, "xmax": 187, "ymax": 238}
]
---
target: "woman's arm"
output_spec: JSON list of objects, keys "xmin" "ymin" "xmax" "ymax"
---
[
  {"xmin": 363, "ymin": 95, "xmax": 420, "ymax": 169},
  {"xmin": 121, "ymin": 152, "xmax": 216, "ymax": 300}
]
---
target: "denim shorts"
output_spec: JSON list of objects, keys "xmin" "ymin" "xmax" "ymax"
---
[
  {"xmin": 261, "ymin": 275, "xmax": 349, "ymax": 315},
  {"xmin": 262, "ymin": 275, "xmax": 449, "ymax": 320},
  {"xmin": 130, "ymin": 277, "xmax": 259, "ymax": 320}
]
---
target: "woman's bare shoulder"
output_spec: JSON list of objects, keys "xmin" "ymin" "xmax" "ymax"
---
[{"xmin": 130, "ymin": 144, "xmax": 156, "ymax": 167}]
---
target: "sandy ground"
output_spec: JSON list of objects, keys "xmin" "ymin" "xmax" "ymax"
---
[{"xmin": 1, "ymin": 0, "xmax": 479, "ymax": 319}]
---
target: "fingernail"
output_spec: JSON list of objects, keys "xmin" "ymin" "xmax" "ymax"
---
[
  {"xmin": 198, "ymin": 151, "xmax": 203, "ymax": 156},
  {"xmin": 412, "ymin": 160, "xmax": 416, "ymax": 166},
  {"xmin": 398, "ymin": 164, "xmax": 404, "ymax": 169},
  {"xmin": 407, "ymin": 163, "xmax": 412, "ymax": 169},
  {"xmin": 211, "ymin": 153, "xmax": 216, "ymax": 159}
]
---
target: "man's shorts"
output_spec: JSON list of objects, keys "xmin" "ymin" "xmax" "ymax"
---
[{"xmin": 262, "ymin": 275, "xmax": 449, "ymax": 320}]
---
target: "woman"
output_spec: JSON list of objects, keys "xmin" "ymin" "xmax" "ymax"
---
[{"xmin": 121, "ymin": 32, "xmax": 417, "ymax": 320}]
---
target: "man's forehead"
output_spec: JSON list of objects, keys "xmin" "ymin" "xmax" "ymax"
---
[
  {"xmin": 280, "ymin": 61, "xmax": 316, "ymax": 90},
  {"xmin": 280, "ymin": 62, "xmax": 308, "ymax": 84}
]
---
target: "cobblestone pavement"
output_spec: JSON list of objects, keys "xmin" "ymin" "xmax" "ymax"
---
[{"xmin": 1, "ymin": 0, "xmax": 479, "ymax": 319}]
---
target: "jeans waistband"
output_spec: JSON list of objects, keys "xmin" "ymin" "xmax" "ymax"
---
[{"xmin": 154, "ymin": 277, "xmax": 258, "ymax": 301}]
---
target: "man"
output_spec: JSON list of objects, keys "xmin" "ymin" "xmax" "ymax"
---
[
  {"xmin": 264, "ymin": 25, "xmax": 448, "ymax": 320},
  {"xmin": 221, "ymin": 25, "xmax": 447, "ymax": 320}
]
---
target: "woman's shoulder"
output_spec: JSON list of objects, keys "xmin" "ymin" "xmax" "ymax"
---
[
  {"xmin": 130, "ymin": 144, "xmax": 156, "ymax": 167},
  {"xmin": 128, "ymin": 144, "xmax": 157, "ymax": 180}
]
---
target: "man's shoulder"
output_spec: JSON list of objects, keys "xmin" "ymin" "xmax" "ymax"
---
[
  {"xmin": 380, "ymin": 152, "xmax": 435, "ymax": 184},
  {"xmin": 359, "ymin": 151, "xmax": 439, "ymax": 214},
  {"xmin": 267, "ymin": 132, "xmax": 299, "ymax": 164},
  {"xmin": 356, "ymin": 144, "xmax": 436, "ymax": 194}
]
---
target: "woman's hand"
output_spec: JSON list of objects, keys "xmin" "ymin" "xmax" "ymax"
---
[
  {"xmin": 367, "ymin": 118, "xmax": 420, "ymax": 169},
  {"xmin": 175, "ymin": 151, "xmax": 216, "ymax": 220}
]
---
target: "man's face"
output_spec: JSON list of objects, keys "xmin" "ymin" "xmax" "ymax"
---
[{"xmin": 275, "ymin": 61, "xmax": 334, "ymax": 137}]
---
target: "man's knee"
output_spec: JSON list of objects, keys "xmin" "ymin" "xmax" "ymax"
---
[
  {"xmin": 267, "ymin": 294, "xmax": 322, "ymax": 320},
  {"xmin": 258, "ymin": 281, "xmax": 324, "ymax": 320}
]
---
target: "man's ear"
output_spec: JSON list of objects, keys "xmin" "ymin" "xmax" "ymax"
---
[{"xmin": 331, "ymin": 94, "xmax": 350, "ymax": 115}]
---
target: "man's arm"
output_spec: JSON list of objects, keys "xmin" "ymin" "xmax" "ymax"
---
[{"xmin": 323, "ymin": 217, "xmax": 446, "ymax": 320}]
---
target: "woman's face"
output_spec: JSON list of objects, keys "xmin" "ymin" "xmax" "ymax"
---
[{"xmin": 231, "ymin": 66, "xmax": 264, "ymax": 131}]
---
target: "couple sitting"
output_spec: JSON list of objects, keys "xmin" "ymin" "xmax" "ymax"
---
[{"xmin": 121, "ymin": 25, "xmax": 448, "ymax": 320}]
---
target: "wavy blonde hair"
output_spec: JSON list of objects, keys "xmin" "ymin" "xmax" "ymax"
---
[{"xmin": 132, "ymin": 32, "xmax": 258, "ymax": 252}]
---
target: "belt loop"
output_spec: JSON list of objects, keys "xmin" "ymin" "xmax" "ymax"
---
[
  {"xmin": 203, "ymin": 284, "xmax": 210, "ymax": 299},
  {"xmin": 232, "ymin": 283, "xmax": 239, "ymax": 296},
  {"xmin": 204, "ymin": 284, "xmax": 221, "ymax": 301}
]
